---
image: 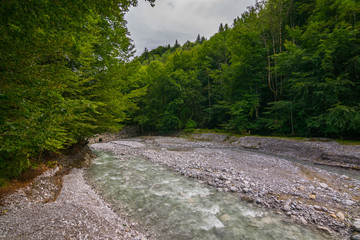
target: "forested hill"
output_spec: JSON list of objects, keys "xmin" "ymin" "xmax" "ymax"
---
[{"xmin": 130, "ymin": 0, "xmax": 360, "ymax": 138}]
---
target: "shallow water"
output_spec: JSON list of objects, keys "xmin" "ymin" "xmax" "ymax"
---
[{"xmin": 87, "ymin": 150, "xmax": 330, "ymax": 240}]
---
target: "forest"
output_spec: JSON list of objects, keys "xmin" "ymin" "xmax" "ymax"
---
[
  {"xmin": 1, "ymin": 0, "xmax": 359, "ymax": 180},
  {"xmin": 132, "ymin": 0, "xmax": 360, "ymax": 138}
]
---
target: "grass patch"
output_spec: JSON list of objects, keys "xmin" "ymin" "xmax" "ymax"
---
[
  {"xmin": 0, "ymin": 178, "xmax": 8, "ymax": 188},
  {"xmin": 190, "ymin": 129, "xmax": 360, "ymax": 145},
  {"xmin": 335, "ymin": 139, "xmax": 360, "ymax": 145}
]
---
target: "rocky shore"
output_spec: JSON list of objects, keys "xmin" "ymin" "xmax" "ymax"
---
[
  {"xmin": 91, "ymin": 134, "xmax": 360, "ymax": 240},
  {"xmin": 0, "ymin": 131, "xmax": 149, "ymax": 240},
  {"xmin": 1, "ymin": 133, "xmax": 359, "ymax": 239},
  {"xmin": 0, "ymin": 166, "xmax": 149, "ymax": 240}
]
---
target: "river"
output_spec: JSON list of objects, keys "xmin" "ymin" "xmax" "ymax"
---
[{"xmin": 87, "ymin": 149, "xmax": 331, "ymax": 240}]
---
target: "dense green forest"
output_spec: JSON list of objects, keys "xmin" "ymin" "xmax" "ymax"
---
[
  {"xmin": 130, "ymin": 0, "xmax": 360, "ymax": 138},
  {"xmin": 1, "ymin": 0, "xmax": 359, "ymax": 181},
  {"xmin": 0, "ymin": 0, "xmax": 154, "ymax": 180}
]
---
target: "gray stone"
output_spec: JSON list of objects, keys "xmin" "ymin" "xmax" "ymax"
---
[
  {"xmin": 283, "ymin": 204, "xmax": 291, "ymax": 212},
  {"xmin": 220, "ymin": 174, "xmax": 227, "ymax": 180},
  {"xmin": 317, "ymin": 226, "xmax": 331, "ymax": 234},
  {"xmin": 353, "ymin": 219, "xmax": 360, "ymax": 232},
  {"xmin": 336, "ymin": 211, "xmax": 345, "ymax": 221},
  {"xmin": 230, "ymin": 187, "xmax": 237, "ymax": 192},
  {"xmin": 300, "ymin": 216, "xmax": 307, "ymax": 225},
  {"xmin": 319, "ymin": 183, "xmax": 328, "ymax": 189},
  {"xmin": 244, "ymin": 181, "xmax": 250, "ymax": 189},
  {"xmin": 314, "ymin": 205, "xmax": 322, "ymax": 211},
  {"xmin": 345, "ymin": 200, "xmax": 355, "ymax": 206},
  {"xmin": 351, "ymin": 234, "xmax": 360, "ymax": 240},
  {"xmin": 299, "ymin": 185, "xmax": 306, "ymax": 191},
  {"xmin": 243, "ymin": 188, "xmax": 249, "ymax": 193}
]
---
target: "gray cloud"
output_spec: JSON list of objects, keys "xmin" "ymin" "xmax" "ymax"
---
[
  {"xmin": 125, "ymin": 0, "xmax": 256, "ymax": 55},
  {"xmin": 167, "ymin": 1, "xmax": 174, "ymax": 8}
]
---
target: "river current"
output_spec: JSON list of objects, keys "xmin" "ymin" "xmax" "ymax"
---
[{"xmin": 87, "ymin": 150, "xmax": 330, "ymax": 240}]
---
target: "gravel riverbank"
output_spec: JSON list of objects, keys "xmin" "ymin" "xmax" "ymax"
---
[
  {"xmin": 0, "ymin": 167, "xmax": 149, "ymax": 240},
  {"xmin": 91, "ymin": 135, "xmax": 360, "ymax": 240},
  {"xmin": 1, "ymin": 134, "xmax": 359, "ymax": 239}
]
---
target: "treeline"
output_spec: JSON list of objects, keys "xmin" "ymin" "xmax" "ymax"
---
[
  {"xmin": 0, "ymin": 0, "xmax": 154, "ymax": 180},
  {"xmin": 130, "ymin": 0, "xmax": 360, "ymax": 138}
]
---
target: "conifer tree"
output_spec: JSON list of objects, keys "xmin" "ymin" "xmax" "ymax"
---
[
  {"xmin": 196, "ymin": 34, "xmax": 201, "ymax": 43},
  {"xmin": 174, "ymin": 39, "xmax": 180, "ymax": 48}
]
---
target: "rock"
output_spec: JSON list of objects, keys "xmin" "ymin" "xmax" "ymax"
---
[
  {"xmin": 299, "ymin": 185, "xmax": 306, "ymax": 191},
  {"xmin": 314, "ymin": 205, "xmax": 322, "ymax": 211},
  {"xmin": 283, "ymin": 203, "xmax": 291, "ymax": 212},
  {"xmin": 300, "ymin": 216, "xmax": 307, "ymax": 225},
  {"xmin": 244, "ymin": 181, "xmax": 250, "ymax": 189},
  {"xmin": 309, "ymin": 194, "xmax": 316, "ymax": 200},
  {"xmin": 319, "ymin": 183, "xmax": 328, "ymax": 189},
  {"xmin": 220, "ymin": 174, "xmax": 227, "ymax": 180},
  {"xmin": 243, "ymin": 188, "xmax": 249, "ymax": 193},
  {"xmin": 230, "ymin": 187, "xmax": 237, "ymax": 192},
  {"xmin": 351, "ymin": 234, "xmax": 360, "ymax": 240},
  {"xmin": 317, "ymin": 226, "xmax": 331, "ymax": 234},
  {"xmin": 353, "ymin": 219, "xmax": 360, "ymax": 231},
  {"xmin": 345, "ymin": 200, "xmax": 355, "ymax": 206},
  {"xmin": 336, "ymin": 211, "xmax": 345, "ymax": 221},
  {"xmin": 242, "ymin": 195, "xmax": 254, "ymax": 202},
  {"xmin": 221, "ymin": 214, "xmax": 231, "ymax": 222},
  {"xmin": 256, "ymin": 198, "xmax": 262, "ymax": 204}
]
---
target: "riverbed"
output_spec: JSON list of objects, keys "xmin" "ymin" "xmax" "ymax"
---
[
  {"xmin": 90, "ymin": 136, "xmax": 360, "ymax": 239},
  {"xmin": 1, "ymin": 135, "xmax": 359, "ymax": 239}
]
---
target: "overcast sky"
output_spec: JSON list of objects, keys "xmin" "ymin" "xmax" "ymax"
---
[{"xmin": 125, "ymin": 0, "xmax": 256, "ymax": 55}]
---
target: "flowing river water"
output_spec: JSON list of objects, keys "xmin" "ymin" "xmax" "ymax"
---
[{"xmin": 87, "ymin": 150, "xmax": 331, "ymax": 240}]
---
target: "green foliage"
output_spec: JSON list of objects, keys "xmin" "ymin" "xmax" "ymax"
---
[
  {"xmin": 226, "ymin": 95, "xmax": 261, "ymax": 133},
  {"xmin": 0, "ymin": 178, "xmax": 8, "ymax": 188},
  {"xmin": 184, "ymin": 119, "xmax": 197, "ymax": 133},
  {"xmin": 0, "ymin": 0, "xmax": 155, "ymax": 179},
  {"xmin": 132, "ymin": 0, "xmax": 360, "ymax": 140}
]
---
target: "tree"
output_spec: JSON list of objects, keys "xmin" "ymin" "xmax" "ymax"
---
[
  {"xmin": 0, "ymin": 0, "xmax": 155, "ymax": 179},
  {"xmin": 219, "ymin": 23, "xmax": 225, "ymax": 32},
  {"xmin": 174, "ymin": 39, "xmax": 180, "ymax": 48},
  {"xmin": 132, "ymin": 0, "xmax": 360, "ymax": 139},
  {"xmin": 196, "ymin": 34, "xmax": 201, "ymax": 43}
]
